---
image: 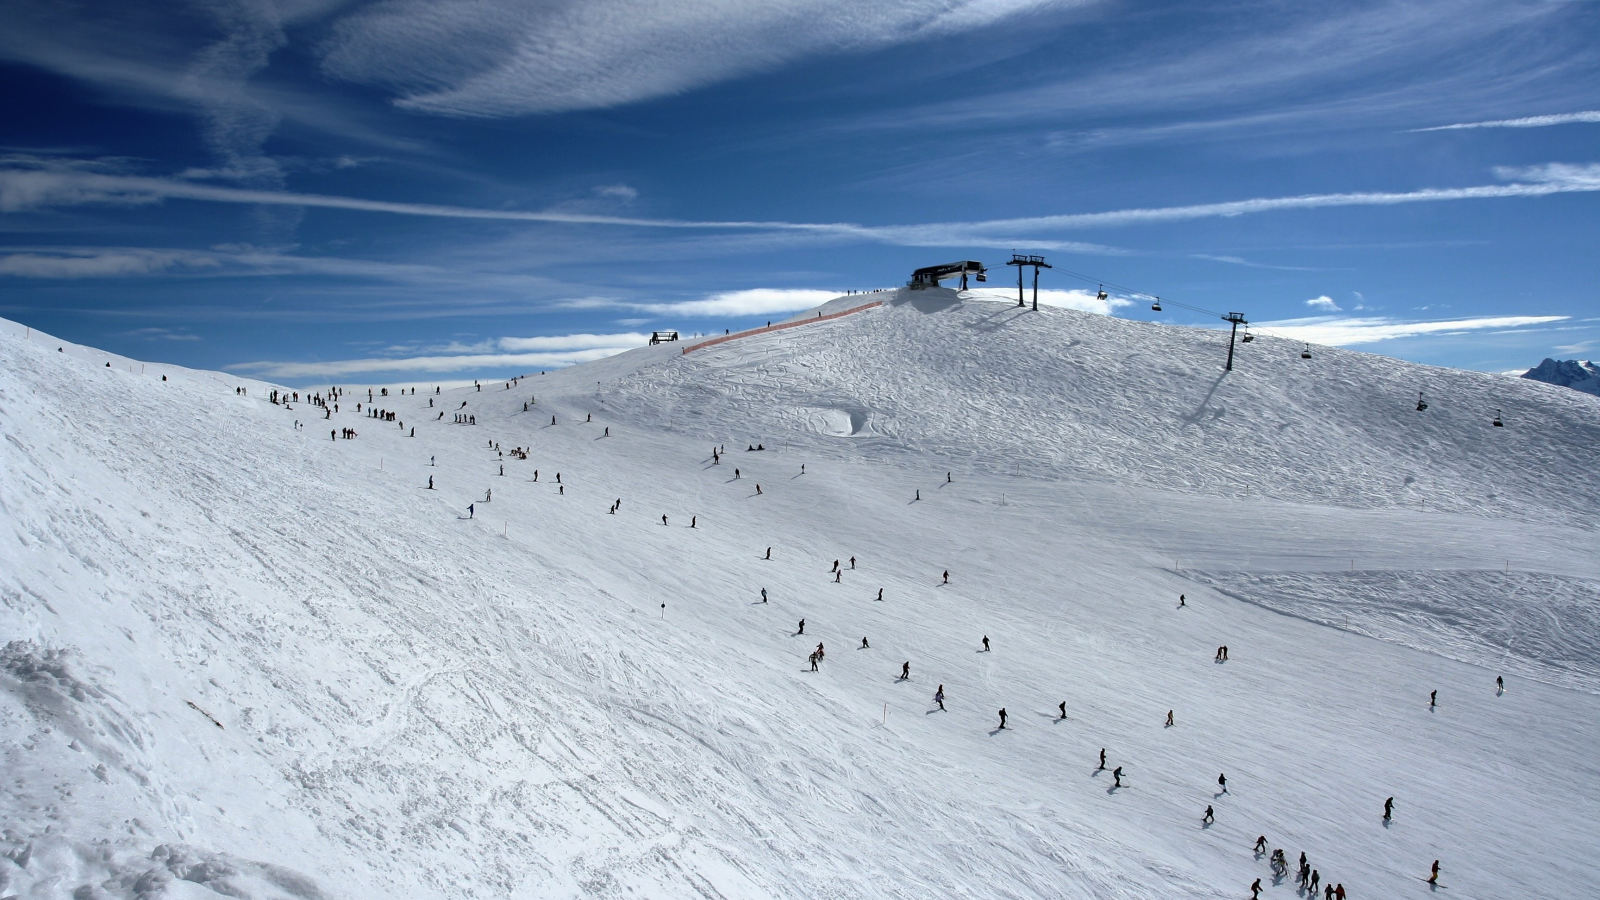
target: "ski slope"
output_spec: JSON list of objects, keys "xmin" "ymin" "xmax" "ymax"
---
[{"xmin": 2, "ymin": 291, "xmax": 1597, "ymax": 900}]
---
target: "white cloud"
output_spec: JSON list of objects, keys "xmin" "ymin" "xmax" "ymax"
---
[
  {"xmin": 0, "ymin": 248, "xmax": 217, "ymax": 278},
  {"xmin": 229, "ymin": 346, "xmax": 637, "ymax": 379},
  {"xmin": 497, "ymin": 333, "xmax": 649, "ymax": 351},
  {"xmin": 7, "ymin": 161, "xmax": 1600, "ymax": 249},
  {"xmin": 1411, "ymin": 111, "xmax": 1600, "ymax": 132},
  {"xmin": 1255, "ymin": 315, "xmax": 1568, "ymax": 347},
  {"xmin": 967, "ymin": 287, "xmax": 1131, "ymax": 316},
  {"xmin": 595, "ymin": 184, "xmax": 638, "ymax": 201},
  {"xmin": 319, "ymin": 0, "xmax": 1072, "ymax": 117},
  {"xmin": 634, "ymin": 288, "xmax": 840, "ymax": 317},
  {"xmin": 1304, "ymin": 295, "xmax": 1340, "ymax": 311}
]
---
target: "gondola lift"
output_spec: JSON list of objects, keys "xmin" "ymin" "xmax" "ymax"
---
[
  {"xmin": 1492, "ymin": 408, "xmax": 1504, "ymax": 427},
  {"xmin": 1300, "ymin": 343, "xmax": 1312, "ymax": 359},
  {"xmin": 1415, "ymin": 391, "xmax": 1428, "ymax": 411},
  {"xmin": 1150, "ymin": 296, "xmax": 1162, "ymax": 312}
]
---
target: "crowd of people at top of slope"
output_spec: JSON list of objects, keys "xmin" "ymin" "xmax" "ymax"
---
[{"xmin": 248, "ymin": 373, "xmax": 1500, "ymax": 898}]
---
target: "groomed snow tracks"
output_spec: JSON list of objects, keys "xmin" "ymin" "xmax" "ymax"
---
[{"xmin": 681, "ymin": 301, "xmax": 883, "ymax": 354}]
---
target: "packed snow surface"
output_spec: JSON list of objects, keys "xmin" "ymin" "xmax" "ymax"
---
[{"xmin": 2, "ymin": 289, "xmax": 1597, "ymax": 900}]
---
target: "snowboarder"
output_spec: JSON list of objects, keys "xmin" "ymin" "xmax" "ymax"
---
[
  {"xmin": 900, "ymin": 661, "xmax": 910, "ymax": 681},
  {"xmin": 861, "ymin": 637, "xmax": 869, "ymax": 649},
  {"xmin": 797, "ymin": 619, "xmax": 805, "ymax": 635},
  {"xmin": 942, "ymin": 570, "xmax": 949, "ymax": 584},
  {"xmin": 934, "ymin": 685, "xmax": 945, "ymax": 710},
  {"xmin": 1112, "ymin": 766, "xmax": 1122, "ymax": 787},
  {"xmin": 997, "ymin": 708, "xmax": 1007, "ymax": 729},
  {"xmin": 1058, "ymin": 701, "xmax": 1066, "ymax": 719},
  {"xmin": 981, "ymin": 635, "xmax": 990, "ymax": 652},
  {"xmin": 1203, "ymin": 805, "xmax": 1214, "ymax": 824},
  {"xmin": 761, "ymin": 588, "xmax": 768, "ymax": 603},
  {"xmin": 755, "ymin": 484, "xmax": 762, "ymax": 494},
  {"xmin": 1166, "ymin": 710, "xmax": 1174, "ymax": 727},
  {"xmin": 1218, "ymin": 773, "xmax": 1227, "ymax": 793},
  {"xmin": 1384, "ymin": 796, "xmax": 1394, "ymax": 820}
]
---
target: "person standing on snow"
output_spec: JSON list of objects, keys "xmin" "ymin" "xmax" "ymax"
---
[
  {"xmin": 760, "ymin": 588, "xmax": 768, "ymax": 603},
  {"xmin": 468, "ymin": 503, "xmax": 475, "ymax": 518},
  {"xmin": 899, "ymin": 661, "xmax": 910, "ymax": 681},
  {"xmin": 1058, "ymin": 701, "xmax": 1067, "ymax": 719},
  {"xmin": 1384, "ymin": 797, "xmax": 1394, "ymax": 821},
  {"xmin": 1202, "ymin": 805, "xmax": 1214, "ymax": 824},
  {"xmin": 997, "ymin": 708, "xmax": 1007, "ymax": 729},
  {"xmin": 797, "ymin": 619, "xmax": 805, "ymax": 635},
  {"xmin": 934, "ymin": 685, "xmax": 944, "ymax": 710},
  {"xmin": 427, "ymin": 476, "xmax": 434, "ymax": 490},
  {"xmin": 981, "ymin": 635, "xmax": 990, "ymax": 652},
  {"xmin": 1218, "ymin": 773, "xmax": 1227, "ymax": 793},
  {"xmin": 1098, "ymin": 749, "xmax": 1106, "ymax": 770},
  {"xmin": 1112, "ymin": 766, "xmax": 1122, "ymax": 787}
]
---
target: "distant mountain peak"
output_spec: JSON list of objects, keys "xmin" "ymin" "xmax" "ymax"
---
[{"xmin": 1522, "ymin": 358, "xmax": 1600, "ymax": 397}]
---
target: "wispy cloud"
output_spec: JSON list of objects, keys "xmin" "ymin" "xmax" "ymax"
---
[
  {"xmin": 1304, "ymin": 295, "xmax": 1340, "ymax": 312},
  {"xmin": 8, "ymin": 161, "xmax": 1600, "ymax": 247},
  {"xmin": 1410, "ymin": 111, "xmax": 1600, "ymax": 132},
  {"xmin": 320, "ymin": 0, "xmax": 1074, "ymax": 117},
  {"xmin": 1255, "ymin": 315, "xmax": 1568, "ymax": 347},
  {"xmin": 630, "ymin": 289, "xmax": 840, "ymax": 317},
  {"xmin": 124, "ymin": 326, "xmax": 201, "ymax": 341},
  {"xmin": 231, "ymin": 347, "xmax": 631, "ymax": 379},
  {"xmin": 496, "ymin": 332, "xmax": 649, "ymax": 351}
]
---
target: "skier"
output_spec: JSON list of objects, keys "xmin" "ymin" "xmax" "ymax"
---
[
  {"xmin": 765, "ymin": 547, "xmax": 772, "ymax": 560},
  {"xmin": 1179, "ymin": 594, "xmax": 1185, "ymax": 607},
  {"xmin": 997, "ymin": 708, "xmax": 1007, "ymax": 729},
  {"xmin": 1384, "ymin": 796, "xmax": 1394, "ymax": 820},
  {"xmin": 832, "ymin": 560, "xmax": 840, "ymax": 572},
  {"xmin": 915, "ymin": 489, "xmax": 920, "ymax": 500},
  {"xmin": 468, "ymin": 503, "xmax": 475, "ymax": 518},
  {"xmin": 604, "ymin": 427, "xmax": 609, "ymax": 436},
  {"xmin": 1058, "ymin": 701, "xmax": 1067, "ymax": 719},
  {"xmin": 485, "ymin": 489, "xmax": 491, "ymax": 502},
  {"xmin": 662, "ymin": 514, "xmax": 669, "ymax": 526},
  {"xmin": 1308, "ymin": 870, "xmax": 1319, "ymax": 894},
  {"xmin": 755, "ymin": 484, "xmax": 762, "ymax": 494},
  {"xmin": 1250, "ymin": 879, "xmax": 1262, "ymax": 900},
  {"xmin": 1254, "ymin": 836, "xmax": 1268, "ymax": 854},
  {"xmin": 1430, "ymin": 690, "xmax": 1437, "ymax": 708},
  {"xmin": 946, "ymin": 472, "xmax": 951, "ymax": 483},
  {"xmin": 942, "ymin": 570, "xmax": 949, "ymax": 584},
  {"xmin": 876, "ymin": 588, "xmax": 883, "ymax": 601},
  {"xmin": 1428, "ymin": 861, "xmax": 1439, "ymax": 885},
  {"xmin": 849, "ymin": 556, "xmax": 855, "ymax": 569},
  {"xmin": 690, "ymin": 516, "xmax": 696, "ymax": 528},
  {"xmin": 735, "ymin": 468, "xmax": 741, "ymax": 478},
  {"xmin": 761, "ymin": 589, "xmax": 768, "ymax": 603},
  {"xmin": 1166, "ymin": 710, "xmax": 1174, "ymax": 727},
  {"xmin": 428, "ymin": 476, "xmax": 434, "ymax": 490},
  {"xmin": 797, "ymin": 619, "xmax": 805, "ymax": 635},
  {"xmin": 981, "ymin": 635, "xmax": 990, "ymax": 652},
  {"xmin": 551, "ymin": 415, "xmax": 556, "ymax": 425},
  {"xmin": 800, "ymin": 464, "xmax": 805, "ymax": 474},
  {"xmin": 1202, "ymin": 805, "xmax": 1214, "ymax": 824},
  {"xmin": 1098, "ymin": 749, "xmax": 1106, "ymax": 770},
  {"xmin": 1112, "ymin": 766, "xmax": 1122, "ymax": 787},
  {"xmin": 900, "ymin": 661, "xmax": 910, "ymax": 681},
  {"xmin": 809, "ymin": 652, "xmax": 819, "ymax": 672},
  {"xmin": 834, "ymin": 571, "xmax": 841, "ymax": 583},
  {"xmin": 1218, "ymin": 773, "xmax": 1227, "ymax": 793},
  {"xmin": 861, "ymin": 637, "xmax": 869, "ymax": 649},
  {"xmin": 1496, "ymin": 675, "xmax": 1504, "ymax": 694},
  {"xmin": 499, "ymin": 464, "xmax": 504, "ymax": 476},
  {"xmin": 934, "ymin": 685, "xmax": 945, "ymax": 710}
]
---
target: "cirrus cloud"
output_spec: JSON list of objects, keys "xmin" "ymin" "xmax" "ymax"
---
[{"xmin": 1255, "ymin": 315, "xmax": 1568, "ymax": 347}]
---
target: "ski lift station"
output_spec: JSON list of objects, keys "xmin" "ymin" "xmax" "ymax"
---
[{"xmin": 908, "ymin": 260, "xmax": 988, "ymax": 290}]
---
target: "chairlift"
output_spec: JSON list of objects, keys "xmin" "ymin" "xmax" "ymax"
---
[
  {"xmin": 1415, "ymin": 391, "xmax": 1428, "ymax": 411},
  {"xmin": 1241, "ymin": 328, "xmax": 1254, "ymax": 343},
  {"xmin": 1300, "ymin": 344, "xmax": 1312, "ymax": 359},
  {"xmin": 1150, "ymin": 296, "xmax": 1162, "ymax": 312},
  {"xmin": 1095, "ymin": 285, "xmax": 1109, "ymax": 303},
  {"xmin": 1492, "ymin": 408, "xmax": 1504, "ymax": 427}
]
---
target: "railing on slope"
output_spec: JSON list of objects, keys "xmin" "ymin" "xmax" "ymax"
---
[{"xmin": 681, "ymin": 301, "xmax": 884, "ymax": 354}]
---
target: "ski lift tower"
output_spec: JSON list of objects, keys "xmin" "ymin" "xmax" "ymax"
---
[
  {"xmin": 1222, "ymin": 312, "xmax": 1248, "ymax": 371},
  {"xmin": 1006, "ymin": 254, "xmax": 1052, "ymax": 310}
]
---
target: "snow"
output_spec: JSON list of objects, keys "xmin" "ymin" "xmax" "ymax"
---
[
  {"xmin": 2, "ymin": 289, "xmax": 1597, "ymax": 900},
  {"xmin": 1522, "ymin": 357, "xmax": 1600, "ymax": 397}
]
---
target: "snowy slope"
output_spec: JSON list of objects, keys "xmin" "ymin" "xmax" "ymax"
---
[{"xmin": 2, "ymin": 296, "xmax": 1598, "ymax": 900}]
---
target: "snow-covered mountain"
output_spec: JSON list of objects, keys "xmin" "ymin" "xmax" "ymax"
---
[
  {"xmin": 1521, "ymin": 357, "xmax": 1600, "ymax": 397},
  {"xmin": 3, "ymin": 290, "xmax": 1597, "ymax": 900}
]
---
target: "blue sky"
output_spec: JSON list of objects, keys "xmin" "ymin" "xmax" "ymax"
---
[{"xmin": 2, "ymin": 0, "xmax": 1597, "ymax": 386}]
